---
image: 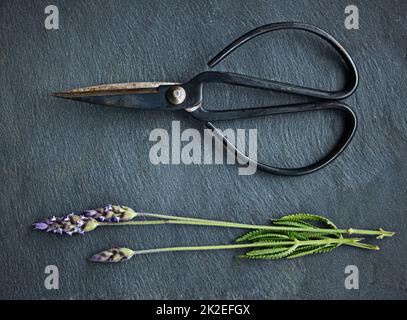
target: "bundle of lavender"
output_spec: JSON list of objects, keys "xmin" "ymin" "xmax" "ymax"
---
[{"xmin": 33, "ymin": 205, "xmax": 394, "ymax": 262}]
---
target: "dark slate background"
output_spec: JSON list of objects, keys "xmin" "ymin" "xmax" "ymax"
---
[{"xmin": 1, "ymin": 0, "xmax": 406, "ymax": 299}]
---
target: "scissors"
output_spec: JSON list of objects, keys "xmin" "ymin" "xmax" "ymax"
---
[{"xmin": 54, "ymin": 22, "xmax": 358, "ymax": 176}]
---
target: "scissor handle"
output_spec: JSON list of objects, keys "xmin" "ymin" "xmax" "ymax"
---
[
  {"xmin": 186, "ymin": 22, "xmax": 358, "ymax": 100},
  {"xmin": 191, "ymin": 101, "xmax": 357, "ymax": 176}
]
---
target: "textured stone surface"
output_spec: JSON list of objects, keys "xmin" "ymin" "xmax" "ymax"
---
[{"xmin": 1, "ymin": 0, "xmax": 406, "ymax": 299}]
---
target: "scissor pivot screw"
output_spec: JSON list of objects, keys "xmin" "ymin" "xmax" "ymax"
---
[{"xmin": 167, "ymin": 86, "xmax": 186, "ymax": 105}]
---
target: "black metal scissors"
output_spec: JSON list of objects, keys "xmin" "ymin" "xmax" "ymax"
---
[{"xmin": 54, "ymin": 22, "xmax": 358, "ymax": 176}]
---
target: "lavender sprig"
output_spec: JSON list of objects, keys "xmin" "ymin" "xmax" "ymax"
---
[
  {"xmin": 33, "ymin": 205, "xmax": 395, "ymax": 239},
  {"xmin": 89, "ymin": 238, "xmax": 376, "ymax": 263}
]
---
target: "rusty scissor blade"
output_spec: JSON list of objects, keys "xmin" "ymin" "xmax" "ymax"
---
[{"xmin": 53, "ymin": 82, "xmax": 179, "ymax": 110}]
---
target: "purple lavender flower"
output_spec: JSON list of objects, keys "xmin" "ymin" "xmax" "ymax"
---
[
  {"xmin": 33, "ymin": 222, "xmax": 48, "ymax": 230},
  {"xmin": 33, "ymin": 205, "xmax": 138, "ymax": 236},
  {"xmin": 33, "ymin": 213, "xmax": 99, "ymax": 235},
  {"xmin": 89, "ymin": 248, "xmax": 135, "ymax": 263}
]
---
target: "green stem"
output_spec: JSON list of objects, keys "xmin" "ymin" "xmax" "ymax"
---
[
  {"xmin": 133, "ymin": 237, "xmax": 371, "ymax": 255},
  {"xmin": 99, "ymin": 213, "xmax": 395, "ymax": 238},
  {"xmin": 99, "ymin": 220, "xmax": 168, "ymax": 226},
  {"xmin": 345, "ymin": 242, "xmax": 380, "ymax": 250}
]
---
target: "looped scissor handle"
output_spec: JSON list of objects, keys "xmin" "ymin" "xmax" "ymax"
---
[
  {"xmin": 200, "ymin": 101, "xmax": 357, "ymax": 176},
  {"xmin": 189, "ymin": 21, "xmax": 358, "ymax": 100},
  {"xmin": 186, "ymin": 22, "xmax": 359, "ymax": 176}
]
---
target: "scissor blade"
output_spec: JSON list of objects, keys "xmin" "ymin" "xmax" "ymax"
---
[{"xmin": 53, "ymin": 82, "xmax": 178, "ymax": 109}]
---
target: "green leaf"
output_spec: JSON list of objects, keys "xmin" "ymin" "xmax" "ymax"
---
[
  {"xmin": 256, "ymin": 239, "xmax": 293, "ymax": 243},
  {"xmin": 287, "ymin": 244, "xmax": 339, "ymax": 259},
  {"xmin": 246, "ymin": 246, "xmax": 289, "ymax": 256},
  {"xmin": 288, "ymin": 244, "xmax": 321, "ymax": 253},
  {"xmin": 236, "ymin": 253, "xmax": 284, "ymax": 260},
  {"xmin": 236, "ymin": 230, "xmax": 293, "ymax": 243},
  {"xmin": 276, "ymin": 213, "xmax": 342, "ymax": 239},
  {"xmin": 272, "ymin": 231, "xmax": 313, "ymax": 240},
  {"xmin": 277, "ymin": 213, "xmax": 339, "ymax": 229},
  {"xmin": 235, "ymin": 230, "xmax": 269, "ymax": 242},
  {"xmin": 248, "ymin": 233, "xmax": 292, "ymax": 242},
  {"xmin": 245, "ymin": 244, "xmax": 299, "ymax": 260},
  {"xmin": 285, "ymin": 232, "xmax": 330, "ymax": 240},
  {"xmin": 272, "ymin": 220, "xmax": 315, "ymax": 229}
]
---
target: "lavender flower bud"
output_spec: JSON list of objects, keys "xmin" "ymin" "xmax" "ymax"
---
[
  {"xmin": 81, "ymin": 219, "xmax": 99, "ymax": 232},
  {"xmin": 33, "ymin": 214, "xmax": 99, "ymax": 236},
  {"xmin": 89, "ymin": 248, "xmax": 135, "ymax": 263},
  {"xmin": 120, "ymin": 206, "xmax": 138, "ymax": 221}
]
